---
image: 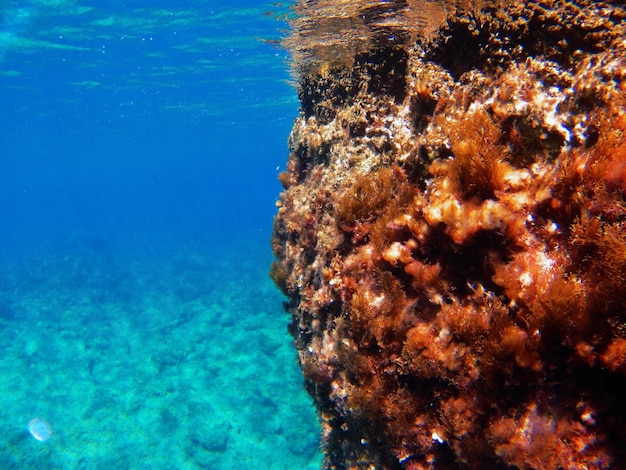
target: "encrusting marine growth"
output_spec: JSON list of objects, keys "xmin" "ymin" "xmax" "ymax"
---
[{"xmin": 271, "ymin": 1, "xmax": 626, "ymax": 468}]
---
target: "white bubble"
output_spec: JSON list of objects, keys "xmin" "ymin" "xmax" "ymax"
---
[{"xmin": 28, "ymin": 418, "xmax": 52, "ymax": 442}]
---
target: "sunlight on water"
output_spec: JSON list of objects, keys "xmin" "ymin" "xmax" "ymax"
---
[
  {"xmin": 0, "ymin": 4, "xmax": 35, "ymax": 63},
  {"xmin": 0, "ymin": 1, "xmax": 295, "ymax": 123}
]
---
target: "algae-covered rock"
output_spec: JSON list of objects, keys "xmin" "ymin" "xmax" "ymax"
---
[{"xmin": 272, "ymin": 1, "xmax": 626, "ymax": 468}]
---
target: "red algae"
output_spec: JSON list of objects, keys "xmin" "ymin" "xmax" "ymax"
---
[{"xmin": 271, "ymin": 1, "xmax": 626, "ymax": 468}]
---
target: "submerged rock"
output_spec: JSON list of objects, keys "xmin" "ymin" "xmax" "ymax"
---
[{"xmin": 271, "ymin": 1, "xmax": 626, "ymax": 468}]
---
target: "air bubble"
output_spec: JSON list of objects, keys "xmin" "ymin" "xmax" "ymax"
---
[{"xmin": 28, "ymin": 418, "xmax": 52, "ymax": 442}]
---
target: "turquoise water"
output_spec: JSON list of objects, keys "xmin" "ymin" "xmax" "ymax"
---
[{"xmin": 0, "ymin": 1, "xmax": 322, "ymax": 468}]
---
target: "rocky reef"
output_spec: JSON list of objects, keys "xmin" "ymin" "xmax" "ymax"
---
[{"xmin": 271, "ymin": 1, "xmax": 626, "ymax": 468}]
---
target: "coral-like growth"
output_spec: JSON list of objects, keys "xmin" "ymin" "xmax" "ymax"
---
[{"xmin": 272, "ymin": 1, "xmax": 626, "ymax": 468}]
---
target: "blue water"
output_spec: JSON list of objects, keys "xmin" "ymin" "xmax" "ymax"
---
[{"xmin": 0, "ymin": 1, "xmax": 321, "ymax": 468}]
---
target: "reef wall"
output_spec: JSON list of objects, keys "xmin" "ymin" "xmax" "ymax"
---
[{"xmin": 271, "ymin": 1, "xmax": 626, "ymax": 468}]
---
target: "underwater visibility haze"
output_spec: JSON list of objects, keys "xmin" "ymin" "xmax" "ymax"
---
[
  {"xmin": 0, "ymin": 1, "xmax": 323, "ymax": 468},
  {"xmin": 8, "ymin": 0, "xmax": 626, "ymax": 468}
]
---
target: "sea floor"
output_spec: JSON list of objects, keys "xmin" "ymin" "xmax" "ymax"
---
[{"xmin": 0, "ymin": 235, "xmax": 322, "ymax": 469}]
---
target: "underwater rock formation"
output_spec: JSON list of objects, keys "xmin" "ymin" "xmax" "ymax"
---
[{"xmin": 271, "ymin": 1, "xmax": 626, "ymax": 468}]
